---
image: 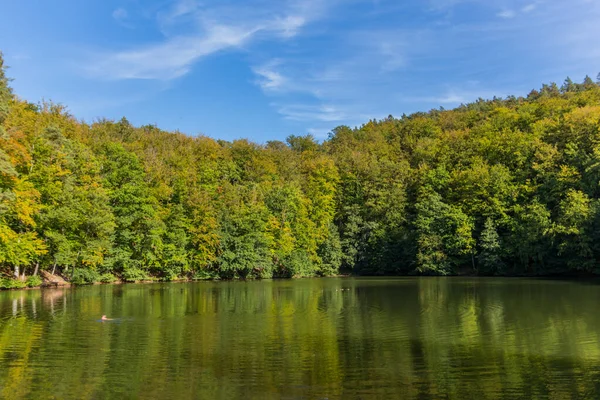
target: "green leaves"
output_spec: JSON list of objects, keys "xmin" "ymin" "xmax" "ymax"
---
[
  {"xmin": 2, "ymin": 49, "xmax": 600, "ymax": 284},
  {"xmin": 478, "ymin": 218, "xmax": 505, "ymax": 275},
  {"xmin": 414, "ymin": 189, "xmax": 474, "ymax": 275},
  {"xmin": 100, "ymin": 143, "xmax": 163, "ymax": 276}
]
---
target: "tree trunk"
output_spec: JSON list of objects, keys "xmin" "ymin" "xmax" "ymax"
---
[
  {"xmin": 33, "ymin": 262, "xmax": 39, "ymax": 276},
  {"xmin": 52, "ymin": 262, "xmax": 57, "ymax": 275},
  {"xmin": 14, "ymin": 265, "xmax": 19, "ymax": 279}
]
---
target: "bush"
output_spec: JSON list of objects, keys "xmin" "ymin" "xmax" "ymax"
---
[
  {"xmin": 279, "ymin": 250, "xmax": 315, "ymax": 278},
  {"xmin": 121, "ymin": 267, "xmax": 149, "ymax": 282},
  {"xmin": 71, "ymin": 268, "xmax": 100, "ymax": 285},
  {"xmin": 98, "ymin": 273, "xmax": 117, "ymax": 283},
  {"xmin": 0, "ymin": 278, "xmax": 27, "ymax": 289},
  {"xmin": 26, "ymin": 275, "xmax": 43, "ymax": 288},
  {"xmin": 159, "ymin": 270, "xmax": 179, "ymax": 282},
  {"xmin": 192, "ymin": 269, "xmax": 217, "ymax": 280}
]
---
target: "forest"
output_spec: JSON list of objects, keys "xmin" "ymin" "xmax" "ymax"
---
[{"xmin": 2, "ymin": 51, "xmax": 600, "ymax": 287}]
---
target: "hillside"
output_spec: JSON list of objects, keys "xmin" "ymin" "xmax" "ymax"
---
[{"xmin": 2, "ymin": 52, "xmax": 600, "ymax": 286}]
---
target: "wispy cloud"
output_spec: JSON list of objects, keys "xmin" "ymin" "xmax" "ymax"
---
[
  {"xmin": 268, "ymin": 15, "xmax": 307, "ymax": 38},
  {"xmin": 112, "ymin": 8, "xmax": 128, "ymax": 21},
  {"xmin": 276, "ymin": 104, "xmax": 350, "ymax": 122},
  {"xmin": 428, "ymin": 0, "xmax": 539, "ymax": 19},
  {"xmin": 426, "ymin": 0, "xmax": 476, "ymax": 11},
  {"xmin": 398, "ymin": 83, "xmax": 512, "ymax": 107},
  {"xmin": 156, "ymin": 0, "xmax": 197, "ymax": 35},
  {"xmin": 89, "ymin": 0, "xmax": 330, "ymax": 81},
  {"xmin": 497, "ymin": 9, "xmax": 516, "ymax": 18},
  {"xmin": 158, "ymin": 0, "xmax": 197, "ymax": 25},
  {"xmin": 250, "ymin": 28, "xmax": 430, "ymax": 126},
  {"xmin": 252, "ymin": 60, "xmax": 287, "ymax": 91},
  {"xmin": 69, "ymin": 0, "xmax": 600, "ymax": 135},
  {"xmin": 496, "ymin": 2, "xmax": 540, "ymax": 19},
  {"xmin": 379, "ymin": 41, "xmax": 408, "ymax": 71},
  {"xmin": 112, "ymin": 7, "xmax": 133, "ymax": 28},
  {"xmin": 88, "ymin": 24, "xmax": 258, "ymax": 80}
]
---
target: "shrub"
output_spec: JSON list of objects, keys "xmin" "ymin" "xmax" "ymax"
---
[
  {"xmin": 0, "ymin": 278, "xmax": 27, "ymax": 289},
  {"xmin": 71, "ymin": 268, "xmax": 100, "ymax": 285},
  {"xmin": 98, "ymin": 273, "xmax": 117, "ymax": 283},
  {"xmin": 192, "ymin": 269, "xmax": 218, "ymax": 280},
  {"xmin": 121, "ymin": 267, "xmax": 149, "ymax": 282},
  {"xmin": 160, "ymin": 270, "xmax": 179, "ymax": 282},
  {"xmin": 279, "ymin": 250, "xmax": 315, "ymax": 278},
  {"xmin": 26, "ymin": 275, "xmax": 43, "ymax": 288}
]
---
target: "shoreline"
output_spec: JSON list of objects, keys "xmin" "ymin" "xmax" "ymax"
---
[{"xmin": 2, "ymin": 272, "xmax": 599, "ymax": 292}]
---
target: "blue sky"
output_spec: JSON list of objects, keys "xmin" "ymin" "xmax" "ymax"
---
[{"xmin": 1, "ymin": 0, "xmax": 598, "ymax": 142}]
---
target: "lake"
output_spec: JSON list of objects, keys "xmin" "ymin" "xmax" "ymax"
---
[{"xmin": 1, "ymin": 277, "xmax": 599, "ymax": 399}]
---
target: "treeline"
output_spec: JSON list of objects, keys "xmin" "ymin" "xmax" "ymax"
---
[{"xmin": 2, "ymin": 52, "xmax": 600, "ymax": 286}]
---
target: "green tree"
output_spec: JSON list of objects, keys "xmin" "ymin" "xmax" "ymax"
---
[
  {"xmin": 478, "ymin": 218, "xmax": 504, "ymax": 275},
  {"xmin": 100, "ymin": 143, "xmax": 164, "ymax": 280},
  {"xmin": 414, "ymin": 188, "xmax": 475, "ymax": 275}
]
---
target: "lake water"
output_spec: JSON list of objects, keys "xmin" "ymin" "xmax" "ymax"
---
[{"xmin": 1, "ymin": 277, "xmax": 599, "ymax": 399}]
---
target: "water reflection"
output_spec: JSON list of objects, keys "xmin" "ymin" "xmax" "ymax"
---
[{"xmin": 0, "ymin": 278, "xmax": 599, "ymax": 399}]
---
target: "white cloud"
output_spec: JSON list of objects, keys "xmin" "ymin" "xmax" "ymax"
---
[
  {"xmin": 399, "ymin": 85, "xmax": 510, "ymax": 107},
  {"xmin": 157, "ymin": 0, "xmax": 198, "ymax": 35},
  {"xmin": 83, "ymin": 0, "xmax": 600, "ymax": 131},
  {"xmin": 89, "ymin": 0, "xmax": 329, "ymax": 81},
  {"xmin": 428, "ymin": 0, "xmax": 538, "ymax": 18},
  {"xmin": 112, "ymin": 7, "xmax": 133, "ymax": 29},
  {"xmin": 269, "ymin": 15, "xmax": 307, "ymax": 38},
  {"xmin": 379, "ymin": 41, "xmax": 407, "ymax": 71},
  {"xmin": 497, "ymin": 9, "xmax": 516, "ymax": 18},
  {"xmin": 426, "ymin": 0, "xmax": 476, "ymax": 10},
  {"xmin": 112, "ymin": 7, "xmax": 128, "ymax": 21},
  {"xmin": 112, "ymin": 7, "xmax": 133, "ymax": 28},
  {"xmin": 88, "ymin": 25, "xmax": 257, "ymax": 80},
  {"xmin": 249, "ymin": 28, "xmax": 430, "ymax": 127},
  {"xmin": 495, "ymin": 2, "xmax": 538, "ymax": 18},
  {"xmin": 437, "ymin": 93, "xmax": 468, "ymax": 103},
  {"xmin": 277, "ymin": 104, "xmax": 349, "ymax": 122},
  {"xmin": 252, "ymin": 60, "xmax": 287, "ymax": 91},
  {"xmin": 162, "ymin": 0, "xmax": 197, "ymax": 22}
]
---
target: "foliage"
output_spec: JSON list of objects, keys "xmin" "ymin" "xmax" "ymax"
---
[
  {"xmin": 121, "ymin": 267, "xmax": 149, "ymax": 283},
  {"xmin": 98, "ymin": 273, "xmax": 118, "ymax": 284},
  {"xmin": 2, "ymin": 50, "xmax": 600, "ymax": 283},
  {"xmin": 25, "ymin": 275, "xmax": 42, "ymax": 288},
  {"xmin": 478, "ymin": 218, "xmax": 505, "ymax": 275},
  {"xmin": 70, "ymin": 268, "xmax": 100, "ymax": 285},
  {"xmin": 0, "ymin": 278, "xmax": 26, "ymax": 289}
]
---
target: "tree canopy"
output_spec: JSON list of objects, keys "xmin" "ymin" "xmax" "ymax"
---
[{"xmin": 2, "ymin": 51, "xmax": 600, "ymax": 286}]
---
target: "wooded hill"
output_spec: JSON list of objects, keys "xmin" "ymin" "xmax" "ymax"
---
[{"xmin": 2, "ymin": 52, "xmax": 600, "ymax": 287}]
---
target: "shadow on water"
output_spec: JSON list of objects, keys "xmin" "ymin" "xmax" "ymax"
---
[{"xmin": 535, "ymin": 276, "xmax": 600, "ymax": 286}]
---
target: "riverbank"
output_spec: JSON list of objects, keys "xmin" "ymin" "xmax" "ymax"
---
[
  {"xmin": 3, "ymin": 269, "xmax": 599, "ymax": 292},
  {"xmin": 0, "ymin": 271, "xmax": 357, "ymax": 291}
]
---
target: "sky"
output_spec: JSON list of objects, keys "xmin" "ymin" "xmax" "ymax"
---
[{"xmin": 0, "ymin": 0, "xmax": 599, "ymax": 142}]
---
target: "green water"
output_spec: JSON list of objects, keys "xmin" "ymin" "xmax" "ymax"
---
[{"xmin": 1, "ymin": 278, "xmax": 600, "ymax": 399}]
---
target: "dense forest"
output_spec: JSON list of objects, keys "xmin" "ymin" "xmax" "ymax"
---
[{"xmin": 2, "ymin": 52, "xmax": 600, "ymax": 287}]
